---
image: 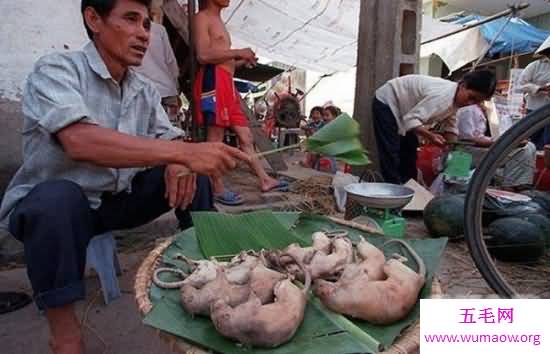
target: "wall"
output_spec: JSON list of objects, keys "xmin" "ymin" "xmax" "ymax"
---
[
  {"xmin": 0, "ymin": 1, "xmax": 87, "ymax": 257},
  {"xmin": 0, "ymin": 0, "xmax": 87, "ymax": 199}
]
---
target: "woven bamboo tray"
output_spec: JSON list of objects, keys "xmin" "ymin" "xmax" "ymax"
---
[{"xmin": 135, "ymin": 237, "xmax": 443, "ymax": 354}]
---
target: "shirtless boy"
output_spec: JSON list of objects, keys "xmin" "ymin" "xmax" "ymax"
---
[{"xmin": 193, "ymin": 0, "xmax": 287, "ymax": 205}]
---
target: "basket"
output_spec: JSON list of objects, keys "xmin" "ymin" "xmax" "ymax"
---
[{"xmin": 135, "ymin": 237, "xmax": 443, "ymax": 354}]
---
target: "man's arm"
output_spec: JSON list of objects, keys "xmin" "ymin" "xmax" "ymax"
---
[
  {"xmin": 518, "ymin": 62, "xmax": 543, "ymax": 96},
  {"xmin": 56, "ymin": 123, "xmax": 249, "ymax": 178},
  {"xmin": 25, "ymin": 53, "xmax": 249, "ymax": 180},
  {"xmin": 192, "ymin": 13, "xmax": 256, "ymax": 65},
  {"xmin": 403, "ymin": 95, "xmax": 455, "ymax": 146}
]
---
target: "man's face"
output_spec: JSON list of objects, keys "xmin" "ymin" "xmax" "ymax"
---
[
  {"xmin": 88, "ymin": 0, "xmax": 151, "ymax": 69},
  {"xmin": 455, "ymin": 83, "xmax": 488, "ymax": 108}
]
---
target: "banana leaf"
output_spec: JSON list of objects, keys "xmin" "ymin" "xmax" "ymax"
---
[
  {"xmin": 192, "ymin": 211, "xmax": 308, "ymax": 258},
  {"xmin": 307, "ymin": 139, "xmax": 362, "ymax": 156},
  {"xmin": 305, "ymin": 114, "xmax": 370, "ymax": 166},
  {"xmin": 331, "ymin": 149, "xmax": 371, "ymax": 166},
  {"xmin": 306, "ymin": 113, "xmax": 360, "ymax": 144},
  {"xmin": 143, "ymin": 212, "xmax": 448, "ymax": 354}
]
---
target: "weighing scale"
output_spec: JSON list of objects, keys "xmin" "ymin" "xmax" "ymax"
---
[{"xmin": 344, "ymin": 183, "xmax": 415, "ymax": 238}]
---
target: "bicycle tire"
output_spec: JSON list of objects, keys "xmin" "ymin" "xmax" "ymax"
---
[{"xmin": 464, "ymin": 103, "xmax": 550, "ymax": 297}]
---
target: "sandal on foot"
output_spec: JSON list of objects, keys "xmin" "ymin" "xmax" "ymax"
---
[
  {"xmin": 263, "ymin": 180, "xmax": 290, "ymax": 193},
  {"xmin": 215, "ymin": 190, "xmax": 244, "ymax": 206}
]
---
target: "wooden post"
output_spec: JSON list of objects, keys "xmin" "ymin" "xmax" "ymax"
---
[
  {"xmin": 352, "ymin": 0, "xmax": 421, "ymax": 178},
  {"xmin": 187, "ymin": 0, "xmax": 198, "ymax": 140}
]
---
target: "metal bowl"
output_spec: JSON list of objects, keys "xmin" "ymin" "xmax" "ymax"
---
[{"xmin": 344, "ymin": 183, "xmax": 415, "ymax": 209}]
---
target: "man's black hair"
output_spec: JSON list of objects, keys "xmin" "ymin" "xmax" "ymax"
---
[
  {"xmin": 81, "ymin": 0, "xmax": 152, "ymax": 39},
  {"xmin": 310, "ymin": 106, "xmax": 324, "ymax": 117},
  {"xmin": 462, "ymin": 69, "xmax": 497, "ymax": 98}
]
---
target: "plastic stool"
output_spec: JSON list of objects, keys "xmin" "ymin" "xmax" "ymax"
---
[{"xmin": 86, "ymin": 232, "xmax": 122, "ymax": 304}]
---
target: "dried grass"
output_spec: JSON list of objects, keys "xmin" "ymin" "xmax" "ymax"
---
[{"xmin": 279, "ymin": 176, "xmax": 338, "ymax": 215}]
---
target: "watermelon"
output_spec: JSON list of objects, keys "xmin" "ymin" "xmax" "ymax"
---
[
  {"xmin": 483, "ymin": 197, "xmax": 543, "ymax": 227},
  {"xmin": 423, "ymin": 195, "xmax": 465, "ymax": 239},
  {"xmin": 486, "ymin": 218, "xmax": 545, "ymax": 263},
  {"xmin": 522, "ymin": 191, "xmax": 550, "ymax": 214},
  {"xmin": 520, "ymin": 214, "xmax": 550, "ymax": 248}
]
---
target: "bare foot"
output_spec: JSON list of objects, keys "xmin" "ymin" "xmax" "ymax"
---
[
  {"xmin": 260, "ymin": 176, "xmax": 283, "ymax": 192},
  {"xmin": 49, "ymin": 336, "xmax": 84, "ymax": 354},
  {"xmin": 46, "ymin": 304, "xmax": 84, "ymax": 354}
]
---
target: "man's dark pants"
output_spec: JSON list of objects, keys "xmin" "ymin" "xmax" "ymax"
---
[
  {"xmin": 8, "ymin": 166, "xmax": 213, "ymax": 310},
  {"xmin": 372, "ymin": 97, "xmax": 418, "ymax": 184}
]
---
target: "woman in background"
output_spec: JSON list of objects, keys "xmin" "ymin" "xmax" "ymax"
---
[{"xmin": 457, "ymin": 104, "xmax": 536, "ymax": 190}]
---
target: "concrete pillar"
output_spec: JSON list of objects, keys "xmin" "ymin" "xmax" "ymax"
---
[{"xmin": 353, "ymin": 0, "xmax": 422, "ymax": 176}]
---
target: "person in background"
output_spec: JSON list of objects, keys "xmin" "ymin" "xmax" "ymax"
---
[
  {"xmin": 457, "ymin": 104, "xmax": 536, "ymax": 189},
  {"xmin": 134, "ymin": 20, "xmax": 180, "ymax": 123},
  {"xmin": 301, "ymin": 106, "xmax": 324, "ymax": 168},
  {"xmin": 309, "ymin": 104, "xmax": 340, "ymax": 173},
  {"xmin": 193, "ymin": 0, "xmax": 289, "ymax": 206},
  {"xmin": 304, "ymin": 106, "xmax": 324, "ymax": 137},
  {"xmin": 519, "ymin": 48, "xmax": 550, "ymax": 150},
  {"xmin": 372, "ymin": 70, "xmax": 497, "ymax": 184},
  {"xmin": 322, "ymin": 105, "xmax": 341, "ymax": 124}
]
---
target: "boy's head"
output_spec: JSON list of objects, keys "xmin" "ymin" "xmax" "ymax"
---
[
  {"xmin": 455, "ymin": 69, "xmax": 497, "ymax": 107},
  {"xmin": 310, "ymin": 106, "xmax": 323, "ymax": 122},
  {"xmin": 81, "ymin": 0, "xmax": 152, "ymax": 68}
]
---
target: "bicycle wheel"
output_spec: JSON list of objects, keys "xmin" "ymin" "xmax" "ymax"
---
[{"xmin": 464, "ymin": 104, "xmax": 550, "ymax": 298}]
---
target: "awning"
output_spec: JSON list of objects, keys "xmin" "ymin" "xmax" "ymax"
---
[
  {"xmin": 234, "ymin": 63, "xmax": 284, "ymax": 83},
  {"xmin": 223, "ymin": 0, "xmax": 359, "ymax": 73},
  {"xmin": 420, "ymin": 16, "xmax": 489, "ymax": 72},
  {"xmin": 453, "ymin": 15, "xmax": 550, "ymax": 57},
  {"xmin": 222, "ymin": 1, "xmax": 490, "ymax": 74}
]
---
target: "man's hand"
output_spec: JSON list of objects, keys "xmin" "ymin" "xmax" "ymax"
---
[
  {"xmin": 165, "ymin": 164, "xmax": 197, "ymax": 209},
  {"xmin": 238, "ymin": 48, "xmax": 258, "ymax": 66},
  {"xmin": 428, "ymin": 133, "xmax": 446, "ymax": 146},
  {"xmin": 414, "ymin": 126, "xmax": 446, "ymax": 146},
  {"xmin": 181, "ymin": 142, "xmax": 251, "ymax": 178}
]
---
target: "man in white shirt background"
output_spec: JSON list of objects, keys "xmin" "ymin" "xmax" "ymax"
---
[
  {"xmin": 519, "ymin": 47, "xmax": 550, "ymax": 150},
  {"xmin": 372, "ymin": 69, "xmax": 497, "ymax": 184},
  {"xmin": 456, "ymin": 104, "xmax": 536, "ymax": 190},
  {"xmin": 134, "ymin": 20, "xmax": 181, "ymax": 123}
]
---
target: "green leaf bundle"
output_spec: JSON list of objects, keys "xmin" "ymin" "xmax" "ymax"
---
[{"xmin": 306, "ymin": 114, "xmax": 370, "ymax": 166}]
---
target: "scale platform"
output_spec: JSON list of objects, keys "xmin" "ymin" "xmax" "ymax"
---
[{"xmin": 344, "ymin": 183, "xmax": 415, "ymax": 238}]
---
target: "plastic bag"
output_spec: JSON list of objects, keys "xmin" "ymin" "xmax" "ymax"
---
[{"xmin": 332, "ymin": 171, "xmax": 359, "ymax": 212}]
